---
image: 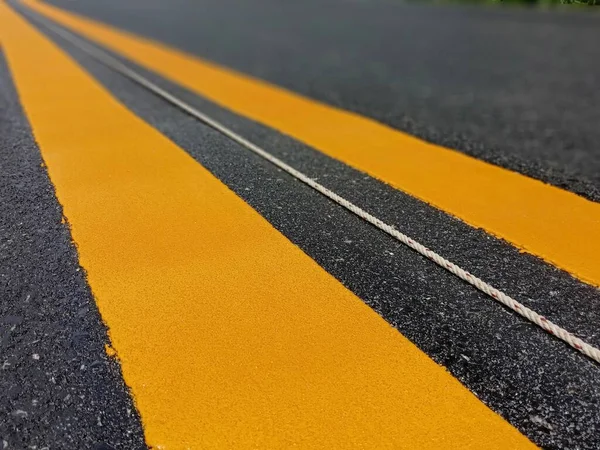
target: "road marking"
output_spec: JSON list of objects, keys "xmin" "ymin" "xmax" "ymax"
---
[
  {"xmin": 2, "ymin": 3, "xmax": 536, "ymax": 449},
  {"xmin": 21, "ymin": 0, "xmax": 600, "ymax": 289},
  {"xmin": 28, "ymin": 11, "xmax": 600, "ymax": 364}
]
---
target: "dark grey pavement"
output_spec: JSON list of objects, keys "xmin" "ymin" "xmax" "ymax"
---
[
  {"xmin": 44, "ymin": 0, "xmax": 600, "ymax": 201},
  {"xmin": 0, "ymin": 51, "xmax": 147, "ymax": 450},
  {"xmin": 2, "ymin": 1, "xmax": 600, "ymax": 448},
  {"xmin": 39, "ymin": 16, "xmax": 600, "ymax": 448}
]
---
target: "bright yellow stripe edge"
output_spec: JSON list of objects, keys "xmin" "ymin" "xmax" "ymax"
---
[
  {"xmin": 2, "ymin": 3, "xmax": 535, "ymax": 449},
  {"xmin": 21, "ymin": 0, "xmax": 600, "ymax": 288}
]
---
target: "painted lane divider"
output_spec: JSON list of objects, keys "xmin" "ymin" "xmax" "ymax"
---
[
  {"xmin": 24, "ymin": 7, "xmax": 600, "ymax": 366},
  {"xmin": 21, "ymin": 0, "xmax": 600, "ymax": 293},
  {"xmin": 3, "ymin": 3, "xmax": 538, "ymax": 447}
]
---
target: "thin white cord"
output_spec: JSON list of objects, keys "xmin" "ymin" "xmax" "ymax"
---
[{"xmin": 26, "ymin": 8, "xmax": 600, "ymax": 365}]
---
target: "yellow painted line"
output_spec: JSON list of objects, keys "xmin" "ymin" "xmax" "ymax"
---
[
  {"xmin": 2, "ymin": 3, "xmax": 535, "ymax": 449},
  {"xmin": 20, "ymin": 0, "xmax": 600, "ymax": 289}
]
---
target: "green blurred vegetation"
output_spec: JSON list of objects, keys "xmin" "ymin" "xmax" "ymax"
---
[
  {"xmin": 432, "ymin": 0, "xmax": 599, "ymax": 5},
  {"xmin": 499, "ymin": 0, "xmax": 599, "ymax": 5}
]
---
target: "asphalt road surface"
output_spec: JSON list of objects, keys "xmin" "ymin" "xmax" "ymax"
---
[
  {"xmin": 1, "ymin": 0, "xmax": 600, "ymax": 448},
  {"xmin": 43, "ymin": 0, "xmax": 600, "ymax": 202}
]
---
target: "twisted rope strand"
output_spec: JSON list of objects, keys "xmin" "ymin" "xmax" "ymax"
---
[{"xmin": 28, "ymin": 8, "xmax": 600, "ymax": 365}]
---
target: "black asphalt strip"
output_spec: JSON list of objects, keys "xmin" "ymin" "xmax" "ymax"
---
[
  {"xmin": 17, "ymin": 8, "xmax": 600, "ymax": 449},
  {"xmin": 0, "ymin": 50, "xmax": 148, "ymax": 449}
]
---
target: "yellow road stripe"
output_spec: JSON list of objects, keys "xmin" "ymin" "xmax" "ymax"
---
[
  {"xmin": 21, "ymin": 0, "xmax": 600, "ymax": 288},
  {"xmin": 2, "ymin": 3, "xmax": 535, "ymax": 449}
]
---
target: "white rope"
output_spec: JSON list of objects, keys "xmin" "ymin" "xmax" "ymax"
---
[{"xmin": 27, "ymin": 8, "xmax": 600, "ymax": 365}]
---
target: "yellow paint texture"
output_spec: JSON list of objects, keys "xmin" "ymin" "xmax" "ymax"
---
[
  {"xmin": 2, "ymin": 3, "xmax": 536, "ymax": 449},
  {"xmin": 21, "ymin": 0, "xmax": 600, "ymax": 288}
]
